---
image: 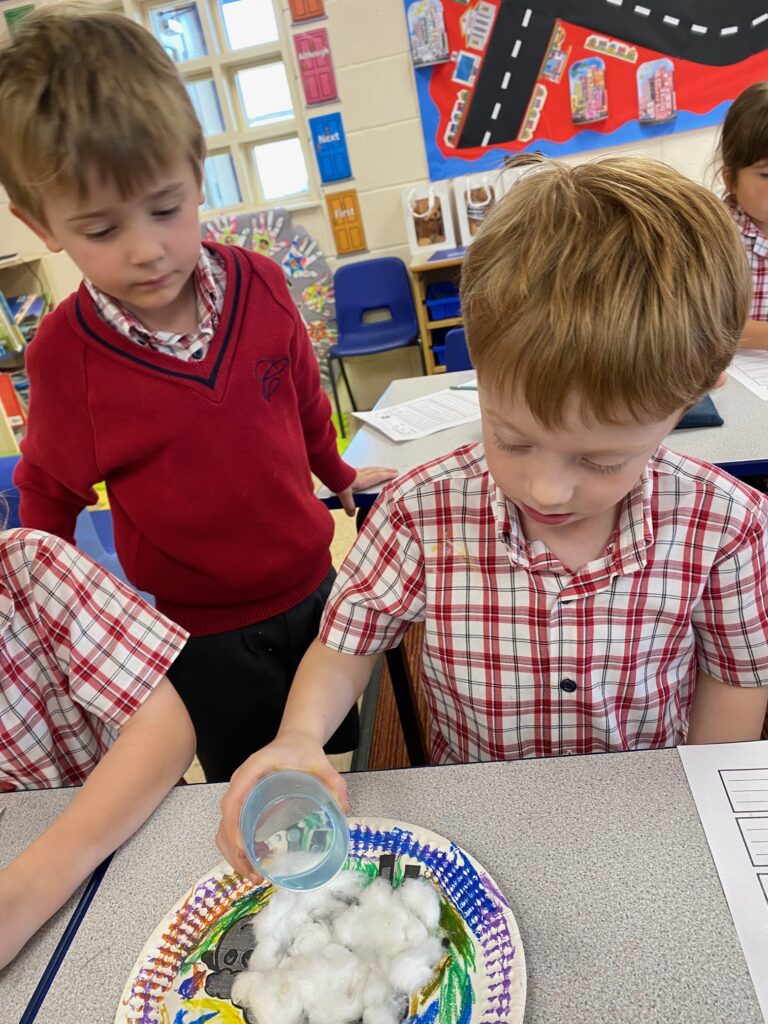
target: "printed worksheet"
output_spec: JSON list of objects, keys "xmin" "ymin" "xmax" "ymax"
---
[
  {"xmin": 728, "ymin": 349, "xmax": 768, "ymax": 401},
  {"xmin": 353, "ymin": 388, "xmax": 480, "ymax": 442},
  {"xmin": 679, "ymin": 742, "xmax": 768, "ymax": 1021}
]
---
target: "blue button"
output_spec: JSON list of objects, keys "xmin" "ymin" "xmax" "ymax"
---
[{"xmin": 560, "ymin": 678, "xmax": 577, "ymax": 693}]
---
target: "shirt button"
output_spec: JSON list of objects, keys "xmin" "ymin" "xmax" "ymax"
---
[{"xmin": 560, "ymin": 678, "xmax": 577, "ymax": 693}]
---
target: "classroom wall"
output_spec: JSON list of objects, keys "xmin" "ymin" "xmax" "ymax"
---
[{"xmin": 0, "ymin": 0, "xmax": 727, "ymax": 405}]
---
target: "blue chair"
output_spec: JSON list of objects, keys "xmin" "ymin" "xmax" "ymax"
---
[
  {"xmin": 0, "ymin": 454, "xmax": 21, "ymax": 527},
  {"xmin": 329, "ymin": 257, "xmax": 425, "ymax": 436},
  {"xmin": 444, "ymin": 327, "xmax": 473, "ymax": 372},
  {"xmin": 0, "ymin": 457, "xmax": 153, "ymax": 604}
]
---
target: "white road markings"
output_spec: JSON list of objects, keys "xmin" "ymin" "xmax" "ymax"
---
[{"xmin": 477, "ymin": 0, "xmax": 764, "ymax": 149}]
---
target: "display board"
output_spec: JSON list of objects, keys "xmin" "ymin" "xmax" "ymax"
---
[{"xmin": 405, "ymin": 0, "xmax": 768, "ymax": 180}]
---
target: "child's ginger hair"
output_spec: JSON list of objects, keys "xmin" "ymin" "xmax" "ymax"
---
[
  {"xmin": 461, "ymin": 157, "xmax": 750, "ymax": 426},
  {"xmin": 0, "ymin": 5, "xmax": 204, "ymax": 226}
]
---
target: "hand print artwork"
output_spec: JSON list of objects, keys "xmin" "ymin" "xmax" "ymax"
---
[
  {"xmin": 204, "ymin": 215, "xmax": 248, "ymax": 248},
  {"xmin": 281, "ymin": 234, "xmax": 323, "ymax": 280},
  {"xmin": 201, "ymin": 209, "xmax": 337, "ymax": 388},
  {"xmin": 251, "ymin": 210, "xmax": 289, "ymax": 259}
]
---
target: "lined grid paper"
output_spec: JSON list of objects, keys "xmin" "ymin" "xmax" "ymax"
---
[
  {"xmin": 737, "ymin": 818, "xmax": 768, "ymax": 868},
  {"xmin": 721, "ymin": 769, "xmax": 768, "ymax": 814},
  {"xmin": 680, "ymin": 742, "xmax": 768, "ymax": 1021}
]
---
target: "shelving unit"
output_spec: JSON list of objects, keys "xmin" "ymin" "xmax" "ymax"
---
[
  {"xmin": 409, "ymin": 252, "xmax": 465, "ymax": 374},
  {"xmin": 0, "ymin": 253, "xmax": 54, "ymax": 370},
  {"xmin": 0, "ymin": 254, "xmax": 53, "ymax": 306}
]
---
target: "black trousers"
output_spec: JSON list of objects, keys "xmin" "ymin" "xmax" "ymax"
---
[{"xmin": 167, "ymin": 569, "xmax": 358, "ymax": 782}]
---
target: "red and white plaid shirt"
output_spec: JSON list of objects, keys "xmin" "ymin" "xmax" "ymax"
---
[
  {"xmin": 320, "ymin": 444, "xmax": 768, "ymax": 765},
  {"xmin": 0, "ymin": 530, "xmax": 188, "ymax": 791},
  {"xmin": 86, "ymin": 247, "xmax": 226, "ymax": 361},
  {"xmin": 727, "ymin": 200, "xmax": 768, "ymax": 321}
]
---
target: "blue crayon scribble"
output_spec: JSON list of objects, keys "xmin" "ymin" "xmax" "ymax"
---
[{"xmin": 172, "ymin": 1010, "xmax": 218, "ymax": 1024}]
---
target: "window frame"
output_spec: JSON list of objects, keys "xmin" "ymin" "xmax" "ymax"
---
[{"xmin": 119, "ymin": 0, "xmax": 318, "ymax": 214}]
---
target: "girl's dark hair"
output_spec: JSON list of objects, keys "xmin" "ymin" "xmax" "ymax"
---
[{"xmin": 719, "ymin": 82, "xmax": 768, "ymax": 187}]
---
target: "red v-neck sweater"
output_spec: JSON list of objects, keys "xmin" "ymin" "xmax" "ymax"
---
[{"xmin": 15, "ymin": 243, "xmax": 356, "ymax": 635}]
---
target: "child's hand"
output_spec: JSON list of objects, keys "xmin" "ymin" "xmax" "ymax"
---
[
  {"xmin": 335, "ymin": 466, "xmax": 398, "ymax": 516},
  {"xmin": 216, "ymin": 732, "xmax": 349, "ymax": 885}
]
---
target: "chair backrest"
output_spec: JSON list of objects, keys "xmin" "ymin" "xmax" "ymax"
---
[
  {"xmin": 0, "ymin": 462, "xmax": 153, "ymax": 602},
  {"xmin": 444, "ymin": 327, "xmax": 473, "ymax": 372},
  {"xmin": 334, "ymin": 257, "xmax": 418, "ymax": 340},
  {"xmin": 75, "ymin": 509, "xmax": 155, "ymax": 604},
  {"xmin": 0, "ymin": 454, "xmax": 21, "ymax": 528}
]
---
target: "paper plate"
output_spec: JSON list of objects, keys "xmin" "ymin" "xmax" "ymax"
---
[{"xmin": 115, "ymin": 817, "xmax": 526, "ymax": 1024}]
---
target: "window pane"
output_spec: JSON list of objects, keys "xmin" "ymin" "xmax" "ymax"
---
[
  {"xmin": 252, "ymin": 137, "xmax": 309, "ymax": 200},
  {"xmin": 219, "ymin": 0, "xmax": 278, "ymax": 50},
  {"xmin": 203, "ymin": 153, "xmax": 242, "ymax": 209},
  {"xmin": 150, "ymin": 3, "xmax": 207, "ymax": 63},
  {"xmin": 186, "ymin": 78, "xmax": 225, "ymax": 136},
  {"xmin": 235, "ymin": 63, "xmax": 293, "ymax": 127}
]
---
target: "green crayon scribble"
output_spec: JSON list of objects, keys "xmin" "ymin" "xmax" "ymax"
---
[{"xmin": 182, "ymin": 888, "xmax": 272, "ymax": 973}]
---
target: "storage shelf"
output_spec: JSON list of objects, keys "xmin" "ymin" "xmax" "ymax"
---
[
  {"xmin": 0, "ymin": 254, "xmax": 55, "ymax": 356},
  {"xmin": 409, "ymin": 256, "xmax": 465, "ymax": 374},
  {"xmin": 0, "ymin": 254, "xmax": 45, "ymax": 270}
]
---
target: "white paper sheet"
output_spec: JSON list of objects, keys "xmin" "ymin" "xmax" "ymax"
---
[
  {"xmin": 679, "ymin": 741, "xmax": 768, "ymax": 1021},
  {"xmin": 728, "ymin": 350, "xmax": 768, "ymax": 401},
  {"xmin": 353, "ymin": 388, "xmax": 480, "ymax": 442}
]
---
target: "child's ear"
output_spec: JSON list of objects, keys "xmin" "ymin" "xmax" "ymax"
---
[
  {"xmin": 722, "ymin": 168, "xmax": 734, "ymax": 195},
  {"xmin": 9, "ymin": 204, "xmax": 64, "ymax": 253}
]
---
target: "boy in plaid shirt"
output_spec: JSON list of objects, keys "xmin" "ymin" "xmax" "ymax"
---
[
  {"xmin": 218, "ymin": 158, "xmax": 768, "ymax": 878},
  {"xmin": 0, "ymin": 529, "xmax": 194, "ymax": 968}
]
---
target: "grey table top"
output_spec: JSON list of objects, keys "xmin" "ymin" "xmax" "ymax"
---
[
  {"xmin": 0, "ymin": 787, "xmax": 87, "ymax": 1024},
  {"xmin": 320, "ymin": 371, "xmax": 768, "ymax": 502},
  {"xmin": 30, "ymin": 750, "xmax": 762, "ymax": 1024}
]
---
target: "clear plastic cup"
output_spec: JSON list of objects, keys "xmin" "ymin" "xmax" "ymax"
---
[{"xmin": 239, "ymin": 770, "xmax": 349, "ymax": 890}]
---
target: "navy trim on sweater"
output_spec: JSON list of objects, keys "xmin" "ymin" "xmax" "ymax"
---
[{"xmin": 73, "ymin": 248, "xmax": 243, "ymax": 389}]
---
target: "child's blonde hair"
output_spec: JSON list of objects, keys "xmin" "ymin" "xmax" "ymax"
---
[
  {"xmin": 718, "ymin": 82, "xmax": 768, "ymax": 190},
  {"xmin": 0, "ymin": 5, "xmax": 205, "ymax": 226},
  {"xmin": 461, "ymin": 157, "xmax": 750, "ymax": 426}
]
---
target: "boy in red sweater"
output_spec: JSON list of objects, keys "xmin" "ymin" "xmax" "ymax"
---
[{"xmin": 0, "ymin": 9, "xmax": 394, "ymax": 781}]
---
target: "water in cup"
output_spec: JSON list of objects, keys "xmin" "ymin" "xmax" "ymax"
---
[{"xmin": 240, "ymin": 770, "xmax": 349, "ymax": 890}]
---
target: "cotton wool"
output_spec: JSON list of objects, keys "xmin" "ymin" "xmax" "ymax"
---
[{"xmin": 231, "ymin": 871, "xmax": 445, "ymax": 1024}]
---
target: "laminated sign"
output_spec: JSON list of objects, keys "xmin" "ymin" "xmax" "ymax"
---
[
  {"xmin": 326, "ymin": 189, "xmax": 367, "ymax": 256},
  {"xmin": 289, "ymin": 0, "xmax": 326, "ymax": 23},
  {"xmin": 294, "ymin": 28, "xmax": 337, "ymax": 105},
  {"xmin": 309, "ymin": 112, "xmax": 352, "ymax": 184}
]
